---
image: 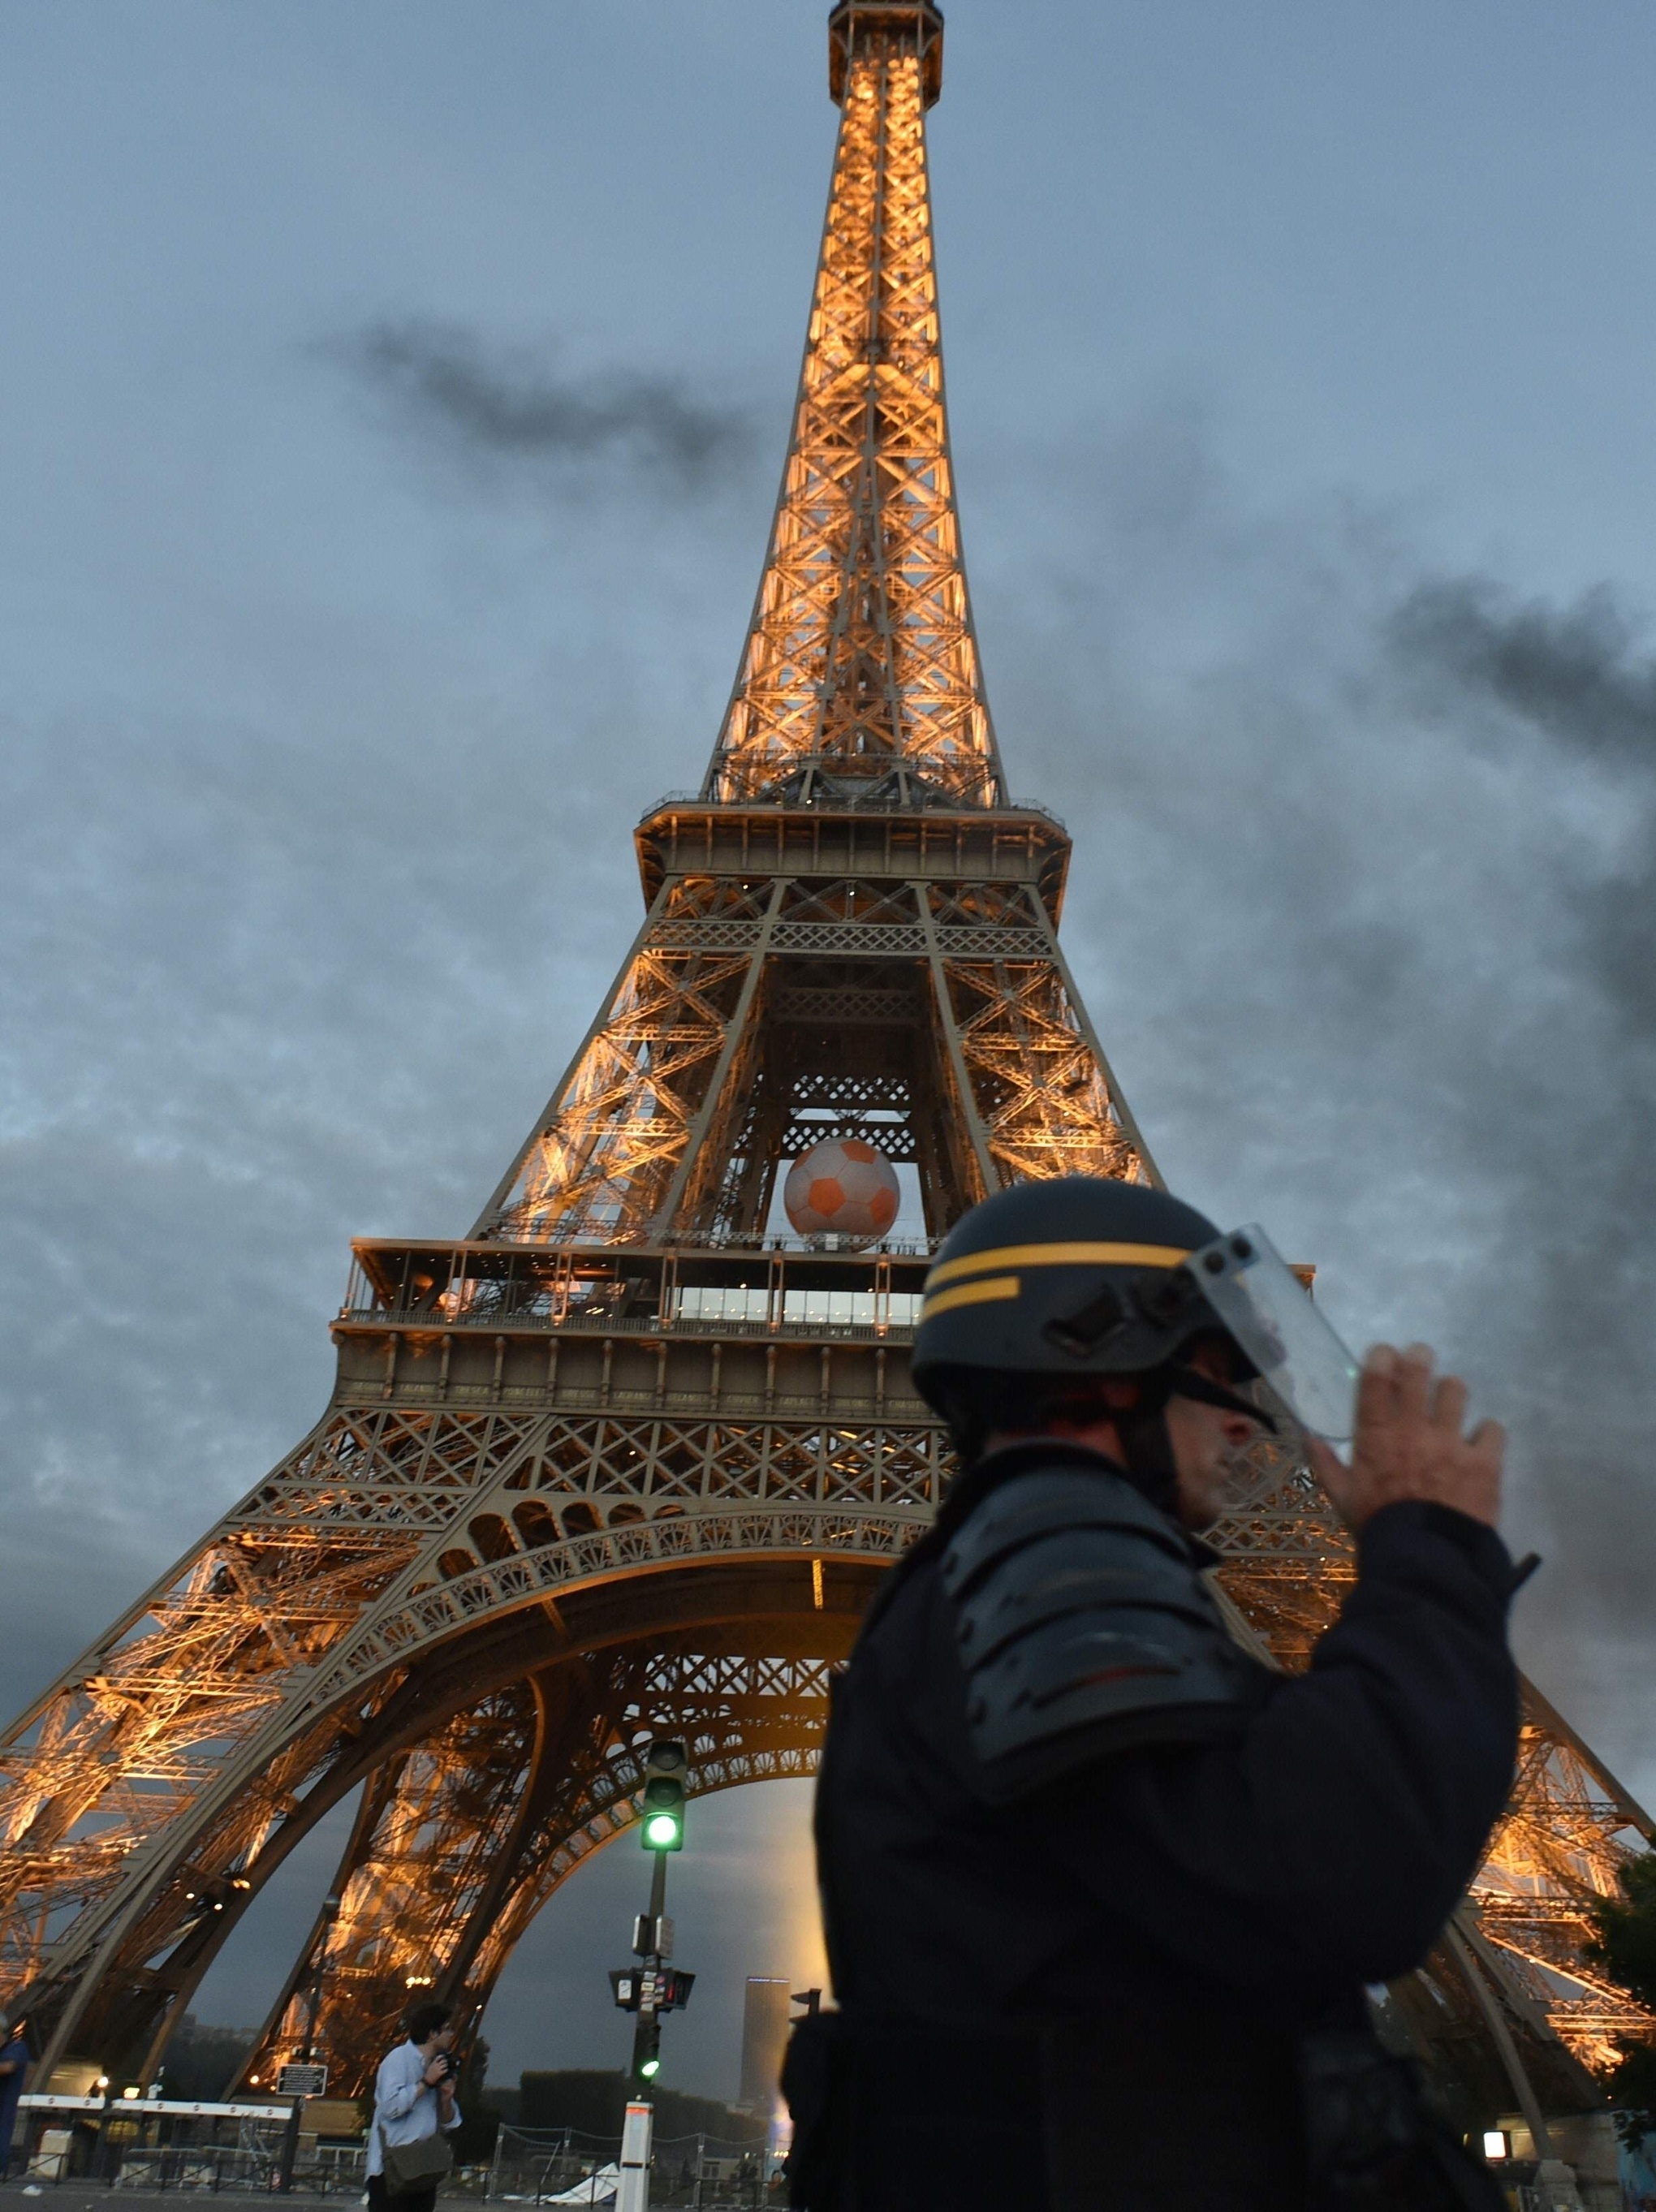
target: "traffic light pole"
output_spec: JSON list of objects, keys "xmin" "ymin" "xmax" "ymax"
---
[
  {"xmin": 629, "ymin": 1850, "xmax": 670, "ymax": 2085},
  {"xmin": 610, "ymin": 1740, "xmax": 694, "ymax": 2118},
  {"xmin": 616, "ymin": 2100, "xmax": 654, "ymax": 2212}
]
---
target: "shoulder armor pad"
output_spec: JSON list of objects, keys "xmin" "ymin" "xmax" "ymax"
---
[{"xmin": 942, "ymin": 1467, "xmax": 1255, "ymax": 1801}]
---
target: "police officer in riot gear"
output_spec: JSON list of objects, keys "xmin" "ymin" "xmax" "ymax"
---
[{"xmin": 786, "ymin": 1175, "xmax": 1516, "ymax": 2211}]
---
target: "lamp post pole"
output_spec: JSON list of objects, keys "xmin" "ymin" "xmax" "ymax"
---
[
  {"xmin": 628, "ymin": 1852, "xmax": 671, "ymax": 2087},
  {"xmin": 92, "ymin": 2076, "xmax": 112, "ymax": 2183},
  {"xmin": 279, "ymin": 1895, "xmax": 341, "ymax": 2193}
]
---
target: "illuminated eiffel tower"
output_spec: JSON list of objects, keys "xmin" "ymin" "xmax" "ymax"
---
[{"xmin": 1, "ymin": 0, "xmax": 1646, "ymax": 2137}]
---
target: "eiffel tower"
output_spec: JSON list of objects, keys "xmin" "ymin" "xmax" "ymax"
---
[{"xmin": 2, "ymin": 0, "xmax": 1648, "ymax": 2138}]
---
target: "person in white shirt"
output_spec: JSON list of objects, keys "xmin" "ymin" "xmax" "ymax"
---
[{"xmin": 366, "ymin": 2001, "xmax": 463, "ymax": 2212}]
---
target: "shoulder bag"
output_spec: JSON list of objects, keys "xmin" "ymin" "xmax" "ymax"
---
[{"xmin": 379, "ymin": 2122, "xmax": 454, "ymax": 2197}]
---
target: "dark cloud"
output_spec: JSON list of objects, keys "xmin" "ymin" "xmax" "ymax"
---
[
  {"xmin": 1391, "ymin": 579, "xmax": 1656, "ymax": 768},
  {"xmin": 339, "ymin": 317, "xmax": 754, "ymax": 490},
  {"xmin": 1382, "ymin": 577, "xmax": 1656, "ymax": 1607},
  {"xmin": 1391, "ymin": 576, "xmax": 1656, "ymax": 1034}
]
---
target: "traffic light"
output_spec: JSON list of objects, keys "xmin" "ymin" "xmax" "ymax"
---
[
  {"xmin": 632, "ymin": 2011, "xmax": 662, "ymax": 2083},
  {"xmin": 639, "ymin": 1740, "xmax": 687, "ymax": 1852}
]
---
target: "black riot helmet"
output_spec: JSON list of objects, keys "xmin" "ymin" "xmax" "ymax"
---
[{"xmin": 912, "ymin": 1176, "xmax": 1274, "ymax": 1487}]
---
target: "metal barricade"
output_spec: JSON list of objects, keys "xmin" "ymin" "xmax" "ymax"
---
[
  {"xmin": 14, "ymin": 2095, "xmax": 366, "ymax": 2194},
  {"xmin": 478, "ymin": 2126, "xmax": 780, "ymax": 2210}
]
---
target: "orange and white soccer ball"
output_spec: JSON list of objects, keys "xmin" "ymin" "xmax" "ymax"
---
[{"xmin": 783, "ymin": 1137, "xmax": 900, "ymax": 1244}]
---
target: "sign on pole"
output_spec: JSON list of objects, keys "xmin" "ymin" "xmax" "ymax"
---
[{"xmin": 276, "ymin": 2063, "xmax": 328, "ymax": 2098}]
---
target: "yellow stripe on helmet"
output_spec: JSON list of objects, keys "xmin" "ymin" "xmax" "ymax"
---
[
  {"xmin": 917, "ymin": 1274, "xmax": 1022, "ymax": 1322},
  {"xmin": 923, "ymin": 1240, "xmax": 1191, "ymax": 1294}
]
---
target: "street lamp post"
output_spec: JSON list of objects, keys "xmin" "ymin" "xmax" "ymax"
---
[
  {"xmin": 91, "ymin": 2076, "xmax": 113, "ymax": 2184},
  {"xmin": 279, "ymin": 1894, "xmax": 342, "ymax": 2193}
]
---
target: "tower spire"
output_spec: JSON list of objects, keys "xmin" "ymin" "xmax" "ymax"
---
[{"xmin": 705, "ymin": 0, "xmax": 1004, "ymax": 810}]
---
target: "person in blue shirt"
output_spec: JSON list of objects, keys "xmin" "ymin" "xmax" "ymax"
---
[
  {"xmin": 0, "ymin": 2015, "xmax": 29, "ymax": 2178},
  {"xmin": 367, "ymin": 2001, "xmax": 462, "ymax": 2212}
]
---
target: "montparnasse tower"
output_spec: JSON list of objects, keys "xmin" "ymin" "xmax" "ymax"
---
[{"xmin": 0, "ymin": 0, "xmax": 1643, "ymax": 2131}]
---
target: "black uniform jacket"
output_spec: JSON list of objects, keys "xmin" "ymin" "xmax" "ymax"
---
[{"xmin": 803, "ymin": 1440, "xmax": 1520, "ymax": 2211}]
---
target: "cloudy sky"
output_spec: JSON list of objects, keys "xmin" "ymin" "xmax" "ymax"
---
[{"xmin": 6, "ymin": 0, "xmax": 1656, "ymax": 2104}]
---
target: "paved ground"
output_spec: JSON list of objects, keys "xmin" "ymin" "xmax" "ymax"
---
[{"xmin": 0, "ymin": 2193, "xmax": 369, "ymax": 2209}]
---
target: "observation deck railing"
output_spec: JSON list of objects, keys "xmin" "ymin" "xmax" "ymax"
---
[
  {"xmin": 339, "ymin": 1237, "xmax": 933, "ymax": 1343},
  {"xmin": 640, "ymin": 786, "xmax": 1067, "ymax": 832},
  {"xmin": 337, "ymin": 1304, "xmax": 921, "ymax": 1346}
]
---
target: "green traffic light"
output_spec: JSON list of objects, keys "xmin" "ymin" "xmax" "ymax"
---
[
  {"xmin": 640, "ymin": 1742, "xmax": 687, "ymax": 1851},
  {"xmin": 639, "ymin": 2056, "xmax": 660, "ymax": 2080}
]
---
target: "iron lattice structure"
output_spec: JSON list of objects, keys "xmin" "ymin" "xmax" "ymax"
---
[{"xmin": 0, "ymin": 0, "xmax": 1646, "ymax": 2119}]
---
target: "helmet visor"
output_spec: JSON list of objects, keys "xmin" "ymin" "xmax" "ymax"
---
[{"xmin": 1185, "ymin": 1225, "xmax": 1359, "ymax": 1442}]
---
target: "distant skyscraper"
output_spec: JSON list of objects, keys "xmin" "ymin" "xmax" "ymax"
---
[{"xmin": 738, "ymin": 1979, "xmax": 792, "ymax": 2113}]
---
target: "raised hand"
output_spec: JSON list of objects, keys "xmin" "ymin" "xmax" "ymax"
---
[{"xmin": 1308, "ymin": 1343, "xmax": 1503, "ymax": 1531}]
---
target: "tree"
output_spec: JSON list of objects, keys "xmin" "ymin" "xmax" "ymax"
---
[
  {"xmin": 1585, "ymin": 1852, "xmax": 1656, "ymax": 2148},
  {"xmin": 519, "ymin": 2072, "xmax": 765, "ymax": 2146},
  {"xmin": 451, "ymin": 2036, "xmax": 498, "ymax": 2166},
  {"xmin": 156, "ymin": 2017, "xmax": 257, "ymax": 2101}
]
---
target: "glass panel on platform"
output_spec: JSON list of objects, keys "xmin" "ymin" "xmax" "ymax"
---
[{"xmin": 676, "ymin": 1286, "xmax": 771, "ymax": 1324}]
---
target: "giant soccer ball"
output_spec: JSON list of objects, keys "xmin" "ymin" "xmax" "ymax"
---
[{"xmin": 783, "ymin": 1137, "xmax": 900, "ymax": 1244}]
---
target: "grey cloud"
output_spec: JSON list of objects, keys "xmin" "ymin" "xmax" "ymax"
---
[
  {"xmin": 1380, "ymin": 576, "xmax": 1656, "ymax": 1542},
  {"xmin": 1391, "ymin": 578, "xmax": 1656, "ymax": 767},
  {"xmin": 339, "ymin": 317, "xmax": 755, "ymax": 489},
  {"xmin": 1390, "ymin": 576, "xmax": 1656, "ymax": 1035}
]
